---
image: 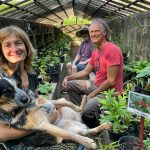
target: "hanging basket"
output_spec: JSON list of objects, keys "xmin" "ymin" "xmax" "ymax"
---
[{"xmin": 118, "ymin": 136, "xmax": 145, "ymax": 150}]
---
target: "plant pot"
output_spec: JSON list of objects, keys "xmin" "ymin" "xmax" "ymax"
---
[
  {"xmin": 50, "ymin": 71, "xmax": 59, "ymax": 83},
  {"xmin": 48, "ymin": 63, "xmax": 61, "ymax": 74},
  {"xmin": 126, "ymin": 121, "xmax": 139, "ymax": 137},
  {"xmin": 118, "ymin": 136, "xmax": 145, "ymax": 150},
  {"xmin": 60, "ymin": 55, "xmax": 65, "ymax": 63},
  {"xmin": 109, "ymin": 130, "xmax": 128, "ymax": 142},
  {"xmin": 135, "ymin": 86, "xmax": 150, "ymax": 96},
  {"xmin": 123, "ymin": 71, "xmax": 136, "ymax": 82}
]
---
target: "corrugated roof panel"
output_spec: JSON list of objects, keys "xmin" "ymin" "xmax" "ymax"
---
[{"xmin": 0, "ymin": 0, "xmax": 150, "ymax": 27}]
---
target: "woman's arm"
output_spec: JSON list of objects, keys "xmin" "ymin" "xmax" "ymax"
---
[{"xmin": 0, "ymin": 123, "xmax": 32, "ymax": 142}]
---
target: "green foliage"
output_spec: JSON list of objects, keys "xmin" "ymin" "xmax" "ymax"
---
[
  {"xmin": 136, "ymin": 66, "xmax": 150, "ymax": 78},
  {"xmin": 124, "ymin": 61, "xmax": 150, "ymax": 74},
  {"xmin": 61, "ymin": 16, "xmax": 91, "ymax": 26},
  {"xmin": 37, "ymin": 82, "xmax": 52, "ymax": 96},
  {"xmin": 99, "ymin": 140, "xmax": 119, "ymax": 150},
  {"xmin": 143, "ymin": 137, "xmax": 150, "ymax": 150},
  {"xmin": 124, "ymin": 61, "xmax": 150, "ymax": 90},
  {"xmin": 99, "ymin": 89, "xmax": 134, "ymax": 133}
]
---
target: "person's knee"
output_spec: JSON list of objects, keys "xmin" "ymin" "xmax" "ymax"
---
[
  {"xmin": 82, "ymin": 98, "xmax": 101, "ymax": 128},
  {"xmin": 66, "ymin": 62, "xmax": 72, "ymax": 69},
  {"xmin": 77, "ymin": 64, "xmax": 86, "ymax": 72}
]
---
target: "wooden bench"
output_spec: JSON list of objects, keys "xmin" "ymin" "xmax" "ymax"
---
[{"xmin": 49, "ymin": 63, "xmax": 66, "ymax": 100}]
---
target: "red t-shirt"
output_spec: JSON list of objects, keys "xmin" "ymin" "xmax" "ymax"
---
[{"xmin": 89, "ymin": 42, "xmax": 123, "ymax": 94}]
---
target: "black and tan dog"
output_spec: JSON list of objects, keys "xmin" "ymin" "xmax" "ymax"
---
[{"xmin": 0, "ymin": 77, "xmax": 111, "ymax": 149}]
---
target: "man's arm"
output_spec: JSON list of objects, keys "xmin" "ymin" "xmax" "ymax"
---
[
  {"xmin": 87, "ymin": 65, "xmax": 120, "ymax": 99},
  {"xmin": 62, "ymin": 64, "xmax": 93, "ymax": 88}
]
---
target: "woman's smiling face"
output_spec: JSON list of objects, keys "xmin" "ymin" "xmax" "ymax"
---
[{"xmin": 2, "ymin": 33, "xmax": 27, "ymax": 64}]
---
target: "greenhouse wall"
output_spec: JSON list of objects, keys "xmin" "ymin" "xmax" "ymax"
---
[
  {"xmin": 109, "ymin": 11, "xmax": 150, "ymax": 62},
  {"xmin": 0, "ymin": 17, "xmax": 62, "ymax": 50}
]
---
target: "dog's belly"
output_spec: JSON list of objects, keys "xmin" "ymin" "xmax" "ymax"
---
[
  {"xmin": 54, "ymin": 107, "xmax": 89, "ymax": 135},
  {"xmin": 54, "ymin": 119, "xmax": 88, "ymax": 135},
  {"xmin": 60, "ymin": 107, "xmax": 81, "ymax": 122}
]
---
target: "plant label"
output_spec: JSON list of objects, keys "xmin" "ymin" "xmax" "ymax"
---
[{"xmin": 128, "ymin": 91, "xmax": 150, "ymax": 119}]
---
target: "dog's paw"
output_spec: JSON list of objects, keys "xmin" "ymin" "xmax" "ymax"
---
[
  {"xmin": 91, "ymin": 122, "xmax": 112, "ymax": 135},
  {"xmin": 101, "ymin": 122, "xmax": 112, "ymax": 130},
  {"xmin": 83, "ymin": 137, "xmax": 97, "ymax": 149}
]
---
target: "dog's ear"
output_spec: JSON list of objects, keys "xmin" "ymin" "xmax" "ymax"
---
[{"xmin": 11, "ymin": 64, "xmax": 22, "ymax": 88}]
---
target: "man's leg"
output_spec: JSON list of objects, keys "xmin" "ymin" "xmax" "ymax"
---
[
  {"xmin": 82, "ymin": 94, "xmax": 105, "ymax": 128},
  {"xmin": 66, "ymin": 80, "xmax": 93, "ymax": 106},
  {"xmin": 76, "ymin": 64, "xmax": 87, "ymax": 72},
  {"xmin": 66, "ymin": 62, "xmax": 72, "ymax": 75}
]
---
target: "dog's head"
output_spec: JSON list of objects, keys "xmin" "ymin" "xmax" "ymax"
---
[{"xmin": 0, "ymin": 77, "xmax": 33, "ymax": 113}]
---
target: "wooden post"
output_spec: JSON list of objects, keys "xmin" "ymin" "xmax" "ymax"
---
[{"xmin": 138, "ymin": 116, "xmax": 144, "ymax": 150}]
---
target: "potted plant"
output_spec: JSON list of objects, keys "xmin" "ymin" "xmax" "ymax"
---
[
  {"xmin": 99, "ymin": 89, "xmax": 139, "ymax": 141},
  {"xmin": 37, "ymin": 82, "xmax": 52, "ymax": 98}
]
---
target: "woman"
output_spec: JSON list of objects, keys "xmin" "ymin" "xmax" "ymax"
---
[
  {"xmin": 0, "ymin": 26, "xmax": 77, "ymax": 150},
  {"xmin": 0, "ymin": 25, "xmax": 38, "ymax": 142}
]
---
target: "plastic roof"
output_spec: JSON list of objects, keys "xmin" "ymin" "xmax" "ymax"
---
[{"xmin": 0, "ymin": 0, "xmax": 150, "ymax": 37}]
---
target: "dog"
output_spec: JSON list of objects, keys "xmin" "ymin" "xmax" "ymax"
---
[{"xmin": 0, "ymin": 77, "xmax": 111, "ymax": 149}]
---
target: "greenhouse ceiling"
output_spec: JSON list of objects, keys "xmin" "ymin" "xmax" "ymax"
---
[{"xmin": 0, "ymin": 0, "xmax": 150, "ymax": 36}]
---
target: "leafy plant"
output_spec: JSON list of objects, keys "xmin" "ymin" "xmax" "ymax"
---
[
  {"xmin": 143, "ymin": 137, "xmax": 150, "ymax": 150},
  {"xmin": 99, "ymin": 89, "xmax": 135, "ymax": 133},
  {"xmin": 124, "ymin": 61, "xmax": 150, "ymax": 74},
  {"xmin": 99, "ymin": 140, "xmax": 119, "ymax": 150},
  {"xmin": 37, "ymin": 82, "xmax": 52, "ymax": 96}
]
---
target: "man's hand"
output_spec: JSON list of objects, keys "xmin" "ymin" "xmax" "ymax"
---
[
  {"xmin": 72, "ymin": 64, "xmax": 77, "ymax": 73},
  {"xmin": 62, "ymin": 77, "xmax": 68, "ymax": 89}
]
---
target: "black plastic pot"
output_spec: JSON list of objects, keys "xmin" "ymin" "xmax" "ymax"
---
[
  {"xmin": 50, "ymin": 71, "xmax": 59, "ymax": 83},
  {"xmin": 118, "ymin": 136, "xmax": 145, "ymax": 150},
  {"xmin": 109, "ymin": 130, "xmax": 128, "ymax": 142},
  {"xmin": 48, "ymin": 63, "xmax": 61, "ymax": 74},
  {"xmin": 135, "ymin": 86, "xmax": 150, "ymax": 96},
  {"xmin": 60, "ymin": 55, "xmax": 65, "ymax": 63}
]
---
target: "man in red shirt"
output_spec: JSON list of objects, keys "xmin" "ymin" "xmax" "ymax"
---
[{"xmin": 62, "ymin": 18, "xmax": 123, "ymax": 128}]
